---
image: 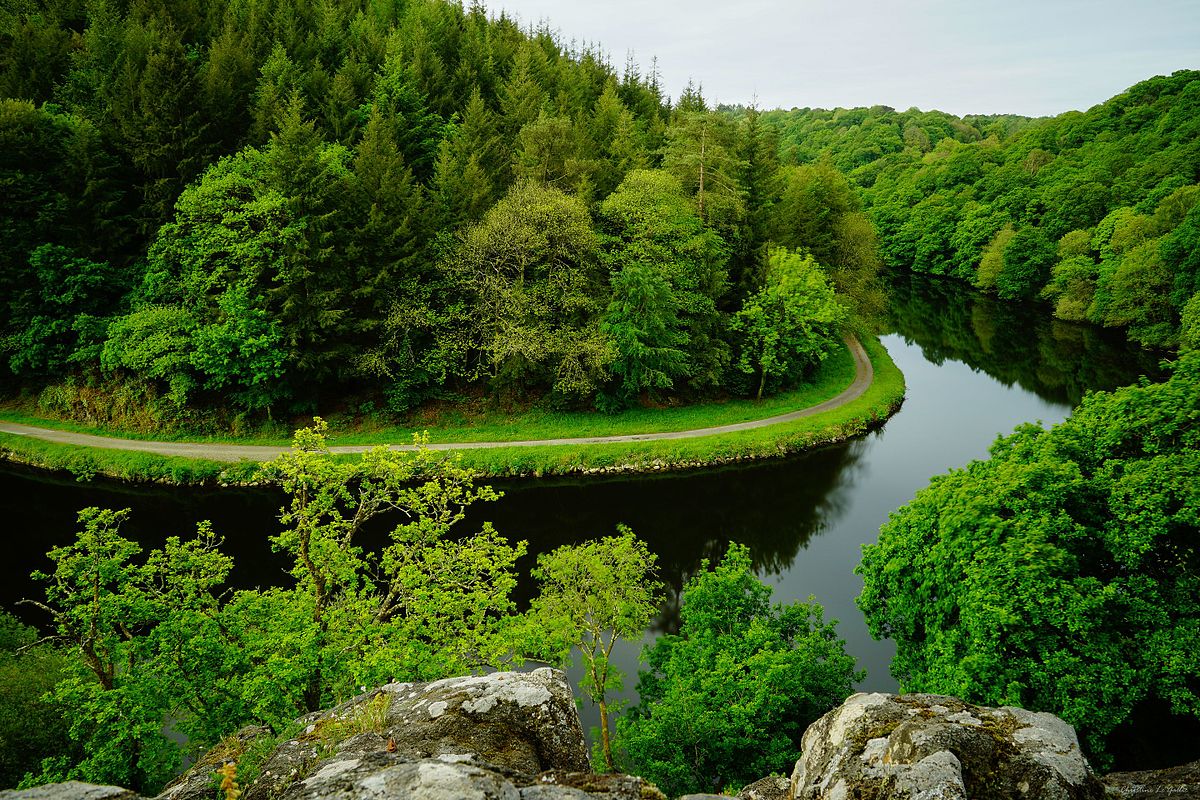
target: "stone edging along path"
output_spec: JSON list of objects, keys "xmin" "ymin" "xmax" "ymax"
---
[{"xmin": 0, "ymin": 337, "xmax": 873, "ymax": 464}]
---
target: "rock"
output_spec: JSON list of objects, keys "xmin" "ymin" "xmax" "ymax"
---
[
  {"xmin": 736, "ymin": 775, "xmax": 789, "ymax": 800},
  {"xmin": 240, "ymin": 714, "xmax": 326, "ymax": 800},
  {"xmin": 0, "ymin": 783, "xmax": 142, "ymax": 800},
  {"xmin": 522, "ymin": 772, "xmax": 665, "ymax": 799},
  {"xmin": 1102, "ymin": 759, "xmax": 1200, "ymax": 799},
  {"xmin": 266, "ymin": 751, "xmax": 665, "ymax": 800},
  {"xmin": 170, "ymin": 669, "xmax": 591, "ymax": 800},
  {"xmin": 790, "ymin": 692, "xmax": 1105, "ymax": 800},
  {"xmin": 278, "ymin": 752, "xmax": 520, "ymax": 800},
  {"xmin": 379, "ymin": 668, "xmax": 589, "ymax": 774},
  {"xmin": 158, "ymin": 725, "xmax": 271, "ymax": 800}
]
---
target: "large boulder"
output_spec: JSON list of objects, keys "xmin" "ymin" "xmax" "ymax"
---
[
  {"xmin": 266, "ymin": 751, "xmax": 665, "ymax": 800},
  {"xmin": 169, "ymin": 669, "xmax": 647, "ymax": 800},
  {"xmin": 790, "ymin": 693, "xmax": 1104, "ymax": 800},
  {"xmin": 1102, "ymin": 759, "xmax": 1200, "ymax": 799},
  {"xmin": 377, "ymin": 668, "xmax": 590, "ymax": 773}
]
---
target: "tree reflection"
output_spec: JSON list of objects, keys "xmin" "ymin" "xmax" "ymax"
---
[
  {"xmin": 482, "ymin": 439, "xmax": 866, "ymax": 633},
  {"xmin": 885, "ymin": 272, "xmax": 1165, "ymax": 405}
]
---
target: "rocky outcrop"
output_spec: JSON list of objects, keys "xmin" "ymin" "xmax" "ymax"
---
[
  {"xmin": 1102, "ymin": 759, "xmax": 1200, "ymax": 799},
  {"xmin": 790, "ymin": 692, "xmax": 1105, "ymax": 800},
  {"xmin": 167, "ymin": 668, "xmax": 657, "ymax": 800},
  {"xmin": 7, "ymin": 680, "xmax": 1192, "ymax": 800},
  {"xmin": 734, "ymin": 775, "xmax": 789, "ymax": 800}
]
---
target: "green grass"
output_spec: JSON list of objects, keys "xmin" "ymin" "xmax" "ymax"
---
[
  {"xmin": 452, "ymin": 337, "xmax": 904, "ymax": 477},
  {"xmin": 331, "ymin": 342, "xmax": 859, "ymax": 445},
  {"xmin": 0, "ymin": 338, "xmax": 904, "ymax": 484},
  {"xmin": 0, "ymin": 433, "xmax": 261, "ymax": 485},
  {"xmin": 0, "ymin": 341, "xmax": 858, "ymax": 446}
]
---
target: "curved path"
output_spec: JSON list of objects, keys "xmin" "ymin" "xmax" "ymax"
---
[{"xmin": 0, "ymin": 337, "xmax": 873, "ymax": 463}]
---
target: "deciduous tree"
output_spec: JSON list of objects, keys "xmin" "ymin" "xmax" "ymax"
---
[
  {"xmin": 857, "ymin": 352, "xmax": 1200, "ymax": 763},
  {"xmin": 616, "ymin": 544, "xmax": 861, "ymax": 796},
  {"xmin": 524, "ymin": 527, "xmax": 662, "ymax": 771},
  {"xmin": 732, "ymin": 249, "xmax": 847, "ymax": 400}
]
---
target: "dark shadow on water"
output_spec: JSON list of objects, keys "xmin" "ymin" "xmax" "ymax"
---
[
  {"xmin": 1, "ymin": 439, "xmax": 864, "ymax": 638},
  {"xmin": 0, "ymin": 462, "xmax": 287, "ymax": 624},
  {"xmin": 476, "ymin": 440, "xmax": 867, "ymax": 633}
]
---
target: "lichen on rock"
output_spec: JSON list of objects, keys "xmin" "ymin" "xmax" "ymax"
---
[{"xmin": 790, "ymin": 693, "xmax": 1105, "ymax": 800}]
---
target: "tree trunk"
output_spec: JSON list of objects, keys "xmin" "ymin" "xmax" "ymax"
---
[
  {"xmin": 757, "ymin": 366, "xmax": 766, "ymax": 400},
  {"xmin": 599, "ymin": 696, "xmax": 615, "ymax": 771}
]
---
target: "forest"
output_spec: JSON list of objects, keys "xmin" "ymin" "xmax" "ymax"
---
[
  {"xmin": 5, "ymin": 0, "xmax": 1197, "ymax": 430},
  {"xmin": 760, "ymin": 70, "xmax": 1200, "ymax": 349},
  {"xmin": 0, "ymin": 0, "xmax": 883, "ymax": 430}
]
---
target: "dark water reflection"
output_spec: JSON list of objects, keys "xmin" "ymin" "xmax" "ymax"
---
[
  {"xmin": 0, "ymin": 274, "xmax": 1173, "ymax": 766},
  {"xmin": 480, "ymin": 440, "xmax": 865, "ymax": 632},
  {"xmin": 885, "ymin": 272, "xmax": 1166, "ymax": 404}
]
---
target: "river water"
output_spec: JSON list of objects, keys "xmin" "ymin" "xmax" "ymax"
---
[{"xmin": 0, "ymin": 275, "xmax": 1167, "ymax": 757}]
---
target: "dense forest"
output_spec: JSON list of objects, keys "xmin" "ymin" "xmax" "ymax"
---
[
  {"xmin": 760, "ymin": 70, "xmax": 1200, "ymax": 349},
  {"xmin": 0, "ymin": 0, "xmax": 886, "ymax": 430},
  {"xmin": 5, "ymin": 0, "xmax": 1196, "ymax": 429},
  {"xmin": 859, "ymin": 345, "xmax": 1200, "ymax": 766}
]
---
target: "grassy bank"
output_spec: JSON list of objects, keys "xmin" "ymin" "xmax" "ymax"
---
[
  {"xmin": 456, "ymin": 336, "xmax": 904, "ymax": 477},
  {"xmin": 0, "ymin": 434, "xmax": 261, "ymax": 485},
  {"xmin": 0, "ymin": 338, "xmax": 904, "ymax": 484},
  {"xmin": 0, "ymin": 339, "xmax": 858, "ymax": 445}
]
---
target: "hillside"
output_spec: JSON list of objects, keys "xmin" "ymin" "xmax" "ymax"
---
[{"xmin": 760, "ymin": 70, "xmax": 1200, "ymax": 349}]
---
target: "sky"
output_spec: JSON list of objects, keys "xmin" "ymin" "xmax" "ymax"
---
[{"xmin": 483, "ymin": 0, "xmax": 1200, "ymax": 117}]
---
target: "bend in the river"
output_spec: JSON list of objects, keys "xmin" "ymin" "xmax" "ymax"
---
[{"xmin": 0, "ymin": 336, "xmax": 872, "ymax": 461}]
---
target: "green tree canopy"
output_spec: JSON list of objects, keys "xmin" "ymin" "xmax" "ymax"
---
[
  {"xmin": 598, "ymin": 169, "xmax": 729, "ymax": 390},
  {"xmin": 0, "ymin": 612, "xmax": 75, "ymax": 789},
  {"xmin": 524, "ymin": 527, "xmax": 662, "ymax": 771},
  {"xmin": 616, "ymin": 544, "xmax": 861, "ymax": 796},
  {"xmin": 25, "ymin": 421, "xmax": 534, "ymax": 791},
  {"xmin": 599, "ymin": 263, "xmax": 689, "ymax": 410},
  {"xmin": 732, "ymin": 248, "xmax": 847, "ymax": 399},
  {"xmin": 447, "ymin": 180, "xmax": 610, "ymax": 400},
  {"xmin": 857, "ymin": 351, "xmax": 1200, "ymax": 763}
]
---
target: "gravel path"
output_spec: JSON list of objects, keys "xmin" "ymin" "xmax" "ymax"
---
[{"xmin": 0, "ymin": 337, "xmax": 873, "ymax": 463}]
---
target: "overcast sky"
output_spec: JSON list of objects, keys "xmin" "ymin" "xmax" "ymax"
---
[{"xmin": 483, "ymin": 0, "xmax": 1200, "ymax": 117}]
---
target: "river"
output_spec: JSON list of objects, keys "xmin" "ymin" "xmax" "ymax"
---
[{"xmin": 0, "ymin": 275, "xmax": 1169, "ymax": 761}]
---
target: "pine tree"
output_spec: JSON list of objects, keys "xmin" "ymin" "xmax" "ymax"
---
[
  {"xmin": 348, "ymin": 108, "xmax": 428, "ymax": 344},
  {"xmin": 251, "ymin": 43, "xmax": 302, "ymax": 141},
  {"xmin": 263, "ymin": 95, "xmax": 356, "ymax": 385},
  {"xmin": 497, "ymin": 42, "xmax": 545, "ymax": 140},
  {"xmin": 372, "ymin": 51, "xmax": 443, "ymax": 182},
  {"xmin": 115, "ymin": 22, "xmax": 209, "ymax": 231}
]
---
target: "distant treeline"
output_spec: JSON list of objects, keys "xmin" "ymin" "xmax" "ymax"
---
[
  {"xmin": 0, "ymin": 0, "xmax": 880, "ymax": 427},
  {"xmin": 758, "ymin": 70, "xmax": 1200, "ymax": 350}
]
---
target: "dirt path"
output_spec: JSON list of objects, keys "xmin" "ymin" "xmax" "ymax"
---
[{"xmin": 0, "ymin": 337, "xmax": 873, "ymax": 463}]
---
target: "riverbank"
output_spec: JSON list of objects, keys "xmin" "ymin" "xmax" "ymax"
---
[{"xmin": 0, "ymin": 337, "xmax": 904, "ymax": 485}]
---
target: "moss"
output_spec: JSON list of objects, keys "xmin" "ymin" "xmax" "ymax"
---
[
  {"xmin": 301, "ymin": 692, "xmax": 392, "ymax": 750},
  {"xmin": 849, "ymin": 719, "xmax": 904, "ymax": 752}
]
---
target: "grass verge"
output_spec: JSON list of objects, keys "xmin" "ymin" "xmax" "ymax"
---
[
  {"xmin": 0, "ymin": 433, "xmax": 262, "ymax": 485},
  {"xmin": 454, "ymin": 336, "xmax": 904, "ymax": 477},
  {"xmin": 0, "ymin": 340, "xmax": 858, "ymax": 446},
  {"xmin": 0, "ymin": 338, "xmax": 904, "ymax": 485}
]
